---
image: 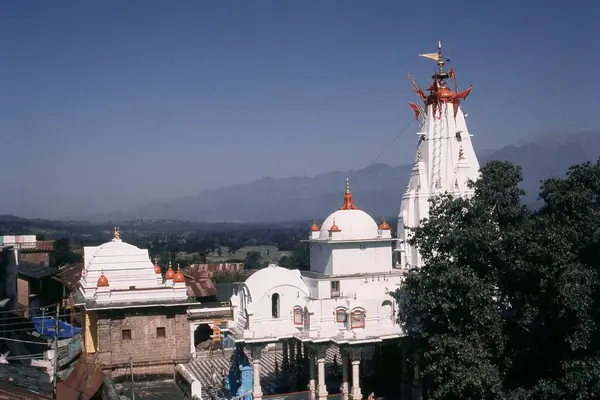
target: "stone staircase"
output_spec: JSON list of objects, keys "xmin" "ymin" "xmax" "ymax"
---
[{"xmin": 183, "ymin": 344, "xmax": 376, "ymax": 399}]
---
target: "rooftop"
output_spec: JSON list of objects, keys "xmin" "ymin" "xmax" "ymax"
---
[{"xmin": 17, "ymin": 262, "xmax": 57, "ymax": 280}]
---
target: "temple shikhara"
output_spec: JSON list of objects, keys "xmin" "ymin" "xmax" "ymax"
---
[
  {"xmin": 69, "ymin": 42, "xmax": 480, "ymax": 400},
  {"xmin": 396, "ymin": 41, "xmax": 480, "ymax": 269}
]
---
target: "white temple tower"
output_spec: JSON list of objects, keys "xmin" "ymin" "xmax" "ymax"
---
[{"xmin": 396, "ymin": 42, "xmax": 480, "ymax": 269}]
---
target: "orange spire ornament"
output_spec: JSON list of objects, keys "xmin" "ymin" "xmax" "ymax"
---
[
  {"xmin": 174, "ymin": 264, "xmax": 185, "ymax": 283},
  {"xmin": 97, "ymin": 271, "xmax": 109, "ymax": 287},
  {"xmin": 329, "ymin": 218, "xmax": 341, "ymax": 232},
  {"xmin": 154, "ymin": 256, "xmax": 162, "ymax": 274},
  {"xmin": 379, "ymin": 218, "xmax": 391, "ymax": 230},
  {"xmin": 165, "ymin": 260, "xmax": 175, "ymax": 280},
  {"xmin": 339, "ymin": 178, "xmax": 359, "ymax": 210},
  {"xmin": 310, "ymin": 218, "xmax": 320, "ymax": 232}
]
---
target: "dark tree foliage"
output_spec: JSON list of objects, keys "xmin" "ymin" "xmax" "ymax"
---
[
  {"xmin": 52, "ymin": 238, "xmax": 79, "ymax": 267},
  {"xmin": 396, "ymin": 159, "xmax": 600, "ymax": 400},
  {"xmin": 279, "ymin": 242, "xmax": 310, "ymax": 270},
  {"xmin": 244, "ymin": 251, "xmax": 262, "ymax": 269}
]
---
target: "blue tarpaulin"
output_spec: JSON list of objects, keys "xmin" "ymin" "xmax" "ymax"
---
[{"xmin": 31, "ymin": 316, "xmax": 81, "ymax": 338}]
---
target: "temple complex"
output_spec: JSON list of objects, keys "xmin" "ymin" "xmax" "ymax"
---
[{"xmin": 396, "ymin": 41, "xmax": 480, "ymax": 269}]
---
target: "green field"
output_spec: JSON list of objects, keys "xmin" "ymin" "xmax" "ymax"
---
[{"xmin": 205, "ymin": 245, "xmax": 291, "ymax": 263}]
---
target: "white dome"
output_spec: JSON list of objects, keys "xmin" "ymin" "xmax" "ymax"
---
[
  {"xmin": 319, "ymin": 209, "xmax": 379, "ymax": 240},
  {"xmin": 81, "ymin": 237, "xmax": 162, "ymax": 299},
  {"xmin": 242, "ymin": 263, "xmax": 308, "ymax": 302}
]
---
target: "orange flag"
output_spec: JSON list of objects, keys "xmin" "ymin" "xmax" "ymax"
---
[{"xmin": 449, "ymin": 67, "xmax": 456, "ymax": 79}]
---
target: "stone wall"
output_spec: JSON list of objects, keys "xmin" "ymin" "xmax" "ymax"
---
[
  {"xmin": 17, "ymin": 277, "xmax": 29, "ymax": 309},
  {"xmin": 95, "ymin": 307, "xmax": 191, "ymax": 376},
  {"xmin": 19, "ymin": 251, "xmax": 51, "ymax": 267}
]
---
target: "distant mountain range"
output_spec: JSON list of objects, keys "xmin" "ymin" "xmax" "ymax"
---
[{"xmin": 91, "ymin": 129, "xmax": 599, "ymax": 223}]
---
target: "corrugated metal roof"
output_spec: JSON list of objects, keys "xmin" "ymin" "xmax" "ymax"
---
[
  {"xmin": 186, "ymin": 278, "xmax": 217, "ymax": 298},
  {"xmin": 56, "ymin": 354, "xmax": 104, "ymax": 400}
]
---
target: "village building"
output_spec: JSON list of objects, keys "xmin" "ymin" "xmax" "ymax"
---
[{"xmin": 74, "ymin": 228, "xmax": 198, "ymax": 378}]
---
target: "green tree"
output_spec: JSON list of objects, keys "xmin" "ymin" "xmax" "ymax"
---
[
  {"xmin": 52, "ymin": 238, "xmax": 79, "ymax": 267},
  {"xmin": 279, "ymin": 241, "xmax": 309, "ymax": 270},
  {"xmin": 395, "ymin": 160, "xmax": 600, "ymax": 399},
  {"xmin": 244, "ymin": 251, "xmax": 262, "ymax": 269}
]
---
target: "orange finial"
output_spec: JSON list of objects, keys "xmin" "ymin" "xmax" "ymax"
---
[
  {"xmin": 379, "ymin": 218, "xmax": 391, "ymax": 230},
  {"xmin": 154, "ymin": 257, "xmax": 162, "ymax": 274},
  {"xmin": 339, "ymin": 178, "xmax": 359, "ymax": 210},
  {"xmin": 97, "ymin": 271, "xmax": 109, "ymax": 287},
  {"xmin": 174, "ymin": 264, "xmax": 185, "ymax": 283},
  {"xmin": 310, "ymin": 218, "xmax": 320, "ymax": 232},
  {"xmin": 165, "ymin": 260, "xmax": 175, "ymax": 280},
  {"xmin": 329, "ymin": 218, "xmax": 341, "ymax": 232}
]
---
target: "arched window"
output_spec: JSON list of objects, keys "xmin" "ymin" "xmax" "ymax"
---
[
  {"xmin": 293, "ymin": 307, "xmax": 303, "ymax": 325},
  {"xmin": 271, "ymin": 293, "xmax": 280, "ymax": 318},
  {"xmin": 380, "ymin": 300, "xmax": 393, "ymax": 321},
  {"xmin": 335, "ymin": 307, "xmax": 347, "ymax": 323},
  {"xmin": 350, "ymin": 309, "xmax": 365, "ymax": 329}
]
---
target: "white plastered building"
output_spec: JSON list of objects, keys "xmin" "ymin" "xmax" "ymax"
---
[{"xmin": 230, "ymin": 180, "xmax": 404, "ymax": 400}]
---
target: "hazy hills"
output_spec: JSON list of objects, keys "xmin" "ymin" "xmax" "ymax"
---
[{"xmin": 93, "ymin": 129, "xmax": 599, "ymax": 223}]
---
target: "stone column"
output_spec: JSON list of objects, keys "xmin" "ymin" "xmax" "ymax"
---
[
  {"xmin": 413, "ymin": 354, "xmax": 422, "ymax": 400},
  {"xmin": 340, "ymin": 348, "xmax": 349, "ymax": 400},
  {"xmin": 251, "ymin": 345, "xmax": 264, "ymax": 400},
  {"xmin": 282, "ymin": 340, "xmax": 289, "ymax": 373},
  {"xmin": 290, "ymin": 342, "xmax": 296, "ymax": 370},
  {"xmin": 308, "ymin": 349, "xmax": 316, "ymax": 400},
  {"xmin": 400, "ymin": 342, "xmax": 409, "ymax": 397},
  {"xmin": 350, "ymin": 348, "xmax": 361, "ymax": 400},
  {"xmin": 317, "ymin": 347, "xmax": 328, "ymax": 400}
]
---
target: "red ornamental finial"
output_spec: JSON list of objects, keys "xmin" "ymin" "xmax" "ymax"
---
[
  {"xmin": 174, "ymin": 264, "xmax": 185, "ymax": 283},
  {"xmin": 329, "ymin": 218, "xmax": 341, "ymax": 232},
  {"xmin": 165, "ymin": 260, "xmax": 175, "ymax": 280},
  {"xmin": 379, "ymin": 218, "xmax": 391, "ymax": 230},
  {"xmin": 97, "ymin": 271, "xmax": 109, "ymax": 287},
  {"xmin": 310, "ymin": 219, "xmax": 320, "ymax": 232},
  {"xmin": 339, "ymin": 178, "xmax": 359, "ymax": 210}
]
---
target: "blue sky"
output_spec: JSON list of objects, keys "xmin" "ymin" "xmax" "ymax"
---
[{"xmin": 0, "ymin": 0, "xmax": 598, "ymax": 218}]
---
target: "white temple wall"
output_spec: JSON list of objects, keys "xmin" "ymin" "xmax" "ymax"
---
[
  {"xmin": 248, "ymin": 284, "xmax": 308, "ymax": 323},
  {"xmin": 308, "ymin": 243, "xmax": 333, "ymax": 275},
  {"xmin": 329, "ymin": 243, "xmax": 392, "ymax": 276}
]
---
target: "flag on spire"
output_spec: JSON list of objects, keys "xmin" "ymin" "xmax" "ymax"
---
[{"xmin": 449, "ymin": 67, "xmax": 456, "ymax": 79}]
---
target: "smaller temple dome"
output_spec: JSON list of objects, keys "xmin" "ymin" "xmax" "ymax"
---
[
  {"xmin": 165, "ymin": 261, "xmax": 175, "ymax": 280},
  {"xmin": 97, "ymin": 272, "xmax": 109, "ymax": 287},
  {"xmin": 379, "ymin": 218, "xmax": 391, "ymax": 230},
  {"xmin": 154, "ymin": 258, "xmax": 162, "ymax": 274},
  {"xmin": 310, "ymin": 219, "xmax": 320, "ymax": 232},
  {"xmin": 329, "ymin": 218, "xmax": 341, "ymax": 232},
  {"xmin": 174, "ymin": 266, "xmax": 185, "ymax": 283}
]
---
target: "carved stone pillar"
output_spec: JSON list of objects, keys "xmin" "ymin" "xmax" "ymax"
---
[
  {"xmin": 413, "ymin": 354, "xmax": 422, "ymax": 400},
  {"xmin": 282, "ymin": 340, "xmax": 289, "ymax": 373},
  {"xmin": 340, "ymin": 347, "xmax": 349, "ymax": 400},
  {"xmin": 350, "ymin": 348, "xmax": 361, "ymax": 400},
  {"xmin": 317, "ymin": 347, "xmax": 328, "ymax": 400},
  {"xmin": 308, "ymin": 348, "xmax": 316, "ymax": 400},
  {"xmin": 290, "ymin": 341, "xmax": 296, "ymax": 370},
  {"xmin": 251, "ymin": 345, "xmax": 264, "ymax": 400}
]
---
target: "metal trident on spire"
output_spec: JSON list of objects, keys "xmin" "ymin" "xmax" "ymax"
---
[{"xmin": 419, "ymin": 40, "xmax": 449, "ymax": 76}]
